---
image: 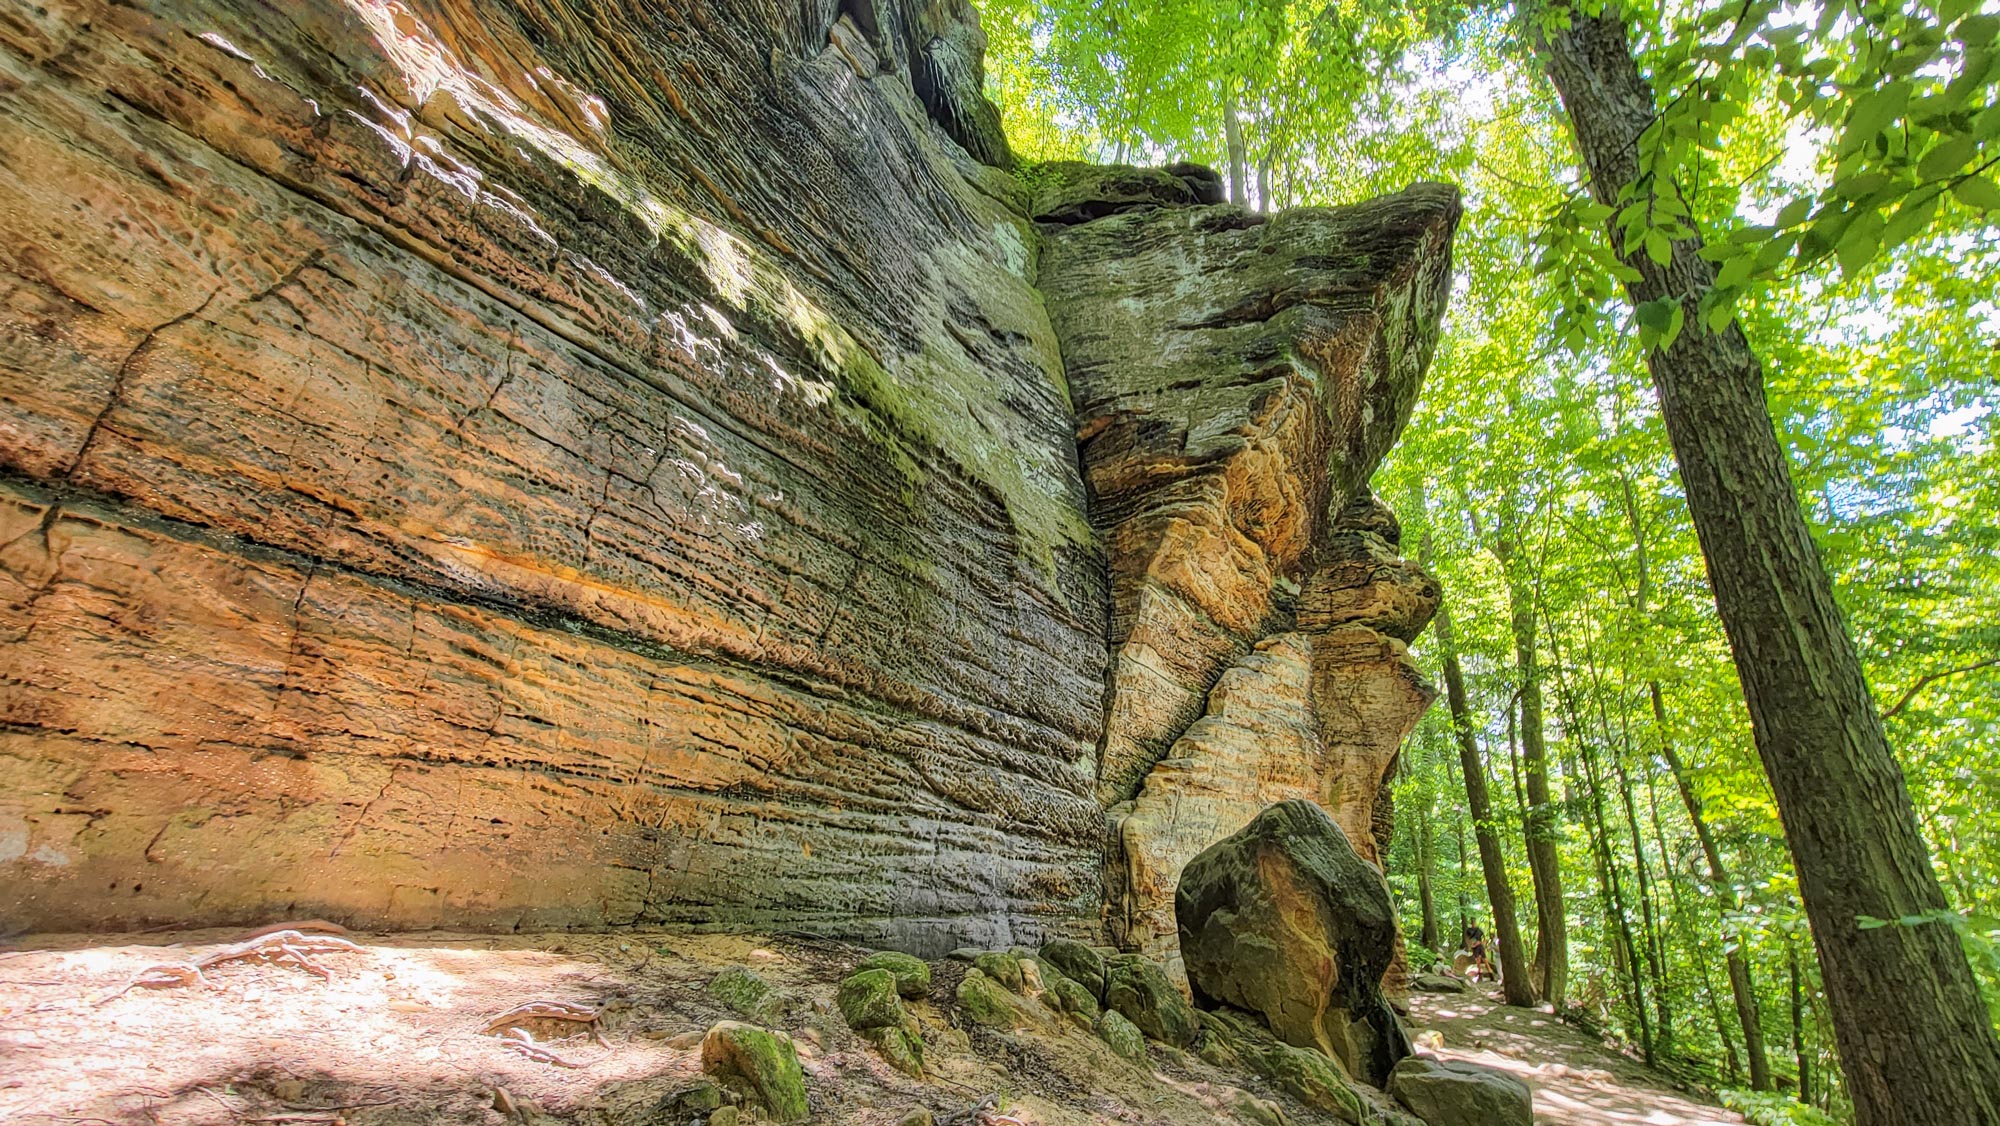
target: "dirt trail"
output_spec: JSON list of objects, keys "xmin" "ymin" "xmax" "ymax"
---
[{"xmin": 1406, "ymin": 989, "xmax": 1746, "ymax": 1125}]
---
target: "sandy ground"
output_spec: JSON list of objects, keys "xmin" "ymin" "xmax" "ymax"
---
[
  {"xmin": 0, "ymin": 926, "xmax": 1348, "ymax": 1126},
  {"xmin": 1407, "ymin": 989, "xmax": 1747, "ymax": 1126}
]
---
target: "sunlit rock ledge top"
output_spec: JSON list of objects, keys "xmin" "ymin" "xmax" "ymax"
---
[{"xmin": 0, "ymin": 0, "xmax": 1459, "ymax": 952}]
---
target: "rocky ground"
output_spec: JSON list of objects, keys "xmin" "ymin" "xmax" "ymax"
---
[
  {"xmin": 1408, "ymin": 990, "xmax": 1747, "ymax": 1126},
  {"xmin": 0, "ymin": 926, "xmax": 1383, "ymax": 1125},
  {"xmin": 0, "ymin": 925, "xmax": 1747, "ymax": 1126}
]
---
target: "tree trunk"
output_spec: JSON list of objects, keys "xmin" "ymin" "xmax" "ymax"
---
[
  {"xmin": 1581, "ymin": 721, "xmax": 1653, "ymax": 1059},
  {"xmin": 1495, "ymin": 537, "xmax": 1567, "ymax": 1007},
  {"xmin": 1654, "ymin": 685, "xmax": 1773, "ymax": 1090},
  {"xmin": 1434, "ymin": 595, "xmax": 1539, "ymax": 1008},
  {"xmin": 1222, "ymin": 89, "xmax": 1247, "ymax": 206},
  {"xmin": 1625, "ymin": 468, "xmax": 1772, "ymax": 1089},
  {"xmin": 1791, "ymin": 940, "xmax": 1813, "ymax": 1105},
  {"xmin": 1612, "ymin": 744, "xmax": 1674, "ymax": 1059},
  {"xmin": 1417, "ymin": 802, "xmax": 1441, "ymax": 953},
  {"xmin": 1534, "ymin": 10, "xmax": 2000, "ymax": 1121}
]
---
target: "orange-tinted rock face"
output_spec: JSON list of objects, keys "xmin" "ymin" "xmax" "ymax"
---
[
  {"xmin": 0, "ymin": 0, "xmax": 1100, "ymax": 948},
  {"xmin": 0, "ymin": 3, "xmax": 1458, "ymax": 947}
]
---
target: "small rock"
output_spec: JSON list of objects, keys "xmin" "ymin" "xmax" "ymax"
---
[
  {"xmin": 956, "ymin": 969, "xmax": 1033, "ymax": 1030},
  {"xmin": 1046, "ymin": 972, "xmax": 1099, "ymax": 1021},
  {"xmin": 1096, "ymin": 1009, "xmax": 1147, "ymax": 1063},
  {"xmin": 660, "ymin": 1032, "xmax": 708, "ymax": 1056},
  {"xmin": 896, "ymin": 1110, "xmax": 935, "ymax": 1126},
  {"xmin": 1019, "ymin": 958, "xmax": 1046, "ymax": 995},
  {"xmin": 1039, "ymin": 939, "xmax": 1107, "ymax": 1001},
  {"xmin": 708, "ymin": 1108, "xmax": 740, "ymax": 1126},
  {"xmin": 1412, "ymin": 1029, "xmax": 1445, "ymax": 1051},
  {"xmin": 1411, "ymin": 974, "xmax": 1468, "ymax": 994},
  {"xmin": 857, "ymin": 951, "xmax": 932, "ymax": 998},
  {"xmin": 1388, "ymin": 1056, "xmax": 1532, "ymax": 1126},
  {"xmin": 700, "ymin": 1021, "xmax": 810, "ymax": 1124},
  {"xmin": 1217, "ymin": 1085, "xmax": 1289, "ymax": 1126},
  {"xmin": 1104, "ymin": 954, "xmax": 1198, "ymax": 1048},
  {"xmin": 837, "ymin": 969, "xmax": 906, "ymax": 1031},
  {"xmin": 947, "ymin": 947, "xmax": 983, "ymax": 963},
  {"xmin": 708, "ymin": 966, "xmax": 786, "ymax": 1025},
  {"xmin": 1263, "ymin": 1040, "xmax": 1365, "ymax": 1122},
  {"xmin": 861, "ymin": 1023, "xmax": 926, "ymax": 1078},
  {"xmin": 972, "ymin": 951, "xmax": 1024, "ymax": 992}
]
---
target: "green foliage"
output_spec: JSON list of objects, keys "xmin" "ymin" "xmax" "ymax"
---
[
  {"xmin": 978, "ymin": 0, "xmax": 1999, "ymax": 1113},
  {"xmin": 1722, "ymin": 1088, "xmax": 1842, "ymax": 1126}
]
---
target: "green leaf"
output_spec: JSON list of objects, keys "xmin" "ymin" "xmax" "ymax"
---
[
  {"xmin": 1645, "ymin": 228, "xmax": 1673, "ymax": 267},
  {"xmin": 1842, "ymin": 81, "xmax": 1912, "ymax": 154},
  {"xmin": 1635, "ymin": 298, "xmax": 1676, "ymax": 336},
  {"xmin": 1835, "ymin": 217, "xmax": 1881, "ymax": 277},
  {"xmin": 1954, "ymin": 176, "xmax": 2000, "ymax": 209},
  {"xmin": 1918, "ymin": 134, "xmax": 1978, "ymax": 181},
  {"xmin": 1775, "ymin": 196, "xmax": 1815, "ymax": 227}
]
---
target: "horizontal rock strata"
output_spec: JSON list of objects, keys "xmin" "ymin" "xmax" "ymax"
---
[{"xmin": 0, "ymin": 0, "xmax": 1098, "ymax": 947}]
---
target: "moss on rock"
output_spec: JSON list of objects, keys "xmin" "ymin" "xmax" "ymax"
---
[
  {"xmin": 857, "ymin": 951, "xmax": 933, "ymax": 999},
  {"xmin": 838, "ymin": 969, "xmax": 907, "ymax": 1031},
  {"xmin": 1105, "ymin": 955, "xmax": 1198, "ymax": 1048},
  {"xmin": 700, "ymin": 1021, "xmax": 810, "ymax": 1123},
  {"xmin": 1096, "ymin": 1009, "xmax": 1148, "ymax": 1063}
]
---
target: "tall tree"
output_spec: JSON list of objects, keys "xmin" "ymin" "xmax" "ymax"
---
[
  {"xmin": 1532, "ymin": 5, "xmax": 2000, "ymax": 1120},
  {"xmin": 1492, "ymin": 523, "xmax": 1568, "ymax": 1007}
]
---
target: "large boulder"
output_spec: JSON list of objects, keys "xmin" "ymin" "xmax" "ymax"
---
[
  {"xmin": 1388, "ymin": 1057, "xmax": 1532, "ymax": 1126},
  {"xmin": 700, "ymin": 1022, "xmax": 810, "ymax": 1123},
  {"xmin": 1177, "ymin": 799, "xmax": 1408, "ymax": 1086}
]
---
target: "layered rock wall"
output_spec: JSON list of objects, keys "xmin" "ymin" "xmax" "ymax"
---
[
  {"xmin": 0, "ymin": 1, "xmax": 1457, "ymax": 951},
  {"xmin": 0, "ymin": 0, "xmax": 1099, "ymax": 948},
  {"xmin": 1034, "ymin": 170, "xmax": 1455, "ymax": 962}
]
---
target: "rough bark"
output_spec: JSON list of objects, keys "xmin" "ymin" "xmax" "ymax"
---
[
  {"xmin": 1627, "ymin": 467, "xmax": 1770, "ymax": 1090},
  {"xmin": 1430, "ymin": 585, "xmax": 1537, "ymax": 1008},
  {"xmin": 1223, "ymin": 89, "xmax": 1248, "ymax": 206},
  {"xmin": 1536, "ymin": 7, "xmax": 2000, "ymax": 1120},
  {"xmin": 1494, "ymin": 535, "xmax": 1566, "ymax": 1007}
]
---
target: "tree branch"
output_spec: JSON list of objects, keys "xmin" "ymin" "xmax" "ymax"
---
[{"xmin": 1882, "ymin": 657, "xmax": 2000, "ymax": 720}]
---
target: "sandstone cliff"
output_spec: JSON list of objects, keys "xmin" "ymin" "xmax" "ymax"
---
[{"xmin": 0, "ymin": 0, "xmax": 1457, "ymax": 956}]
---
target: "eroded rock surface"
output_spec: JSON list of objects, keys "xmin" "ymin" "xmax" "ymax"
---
[
  {"xmin": 1178, "ymin": 800, "xmax": 1409, "ymax": 1087},
  {"xmin": 0, "ymin": 0, "xmax": 1098, "ymax": 946},
  {"xmin": 0, "ymin": 0, "xmax": 1459, "ymax": 956}
]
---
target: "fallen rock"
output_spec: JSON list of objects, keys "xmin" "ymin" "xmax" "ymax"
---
[
  {"xmin": 1201, "ymin": 1008, "xmax": 1364, "ymax": 1124},
  {"xmin": 708, "ymin": 967, "xmax": 787, "ymax": 1026},
  {"xmin": 955, "ymin": 969, "xmax": 1036, "ymax": 1030},
  {"xmin": 1039, "ymin": 939, "xmax": 1107, "ymax": 1000},
  {"xmin": 1097, "ymin": 1010, "xmax": 1148, "ymax": 1062},
  {"xmin": 1177, "ymin": 799, "xmax": 1408, "ymax": 1085},
  {"xmin": 861, "ymin": 1023, "xmax": 927, "ymax": 1079},
  {"xmin": 1046, "ymin": 971, "xmax": 1101, "ymax": 1022},
  {"xmin": 699, "ymin": 1022, "xmax": 809, "ymax": 1124},
  {"xmin": 1388, "ymin": 1057, "xmax": 1532, "ymax": 1126},
  {"xmin": 857, "ymin": 951, "xmax": 933, "ymax": 999},
  {"xmin": 1104, "ymin": 954, "xmax": 1198, "ymax": 1048},
  {"xmin": 838, "ymin": 969, "xmax": 907, "ymax": 1031},
  {"xmin": 1410, "ymin": 974, "xmax": 1468, "ymax": 994},
  {"xmin": 972, "ymin": 952, "xmax": 1024, "ymax": 992}
]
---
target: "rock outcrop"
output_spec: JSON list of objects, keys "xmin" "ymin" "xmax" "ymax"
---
[
  {"xmin": 0, "ymin": 0, "xmax": 1457, "ymax": 957},
  {"xmin": 1036, "ymin": 160, "xmax": 1454, "ymax": 960},
  {"xmin": 0, "ymin": 0, "xmax": 1101, "ymax": 946},
  {"xmin": 1178, "ymin": 800, "xmax": 1409, "ymax": 1087}
]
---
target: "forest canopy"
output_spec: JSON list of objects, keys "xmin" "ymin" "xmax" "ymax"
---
[{"xmin": 972, "ymin": 0, "xmax": 2000, "ymax": 1121}]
